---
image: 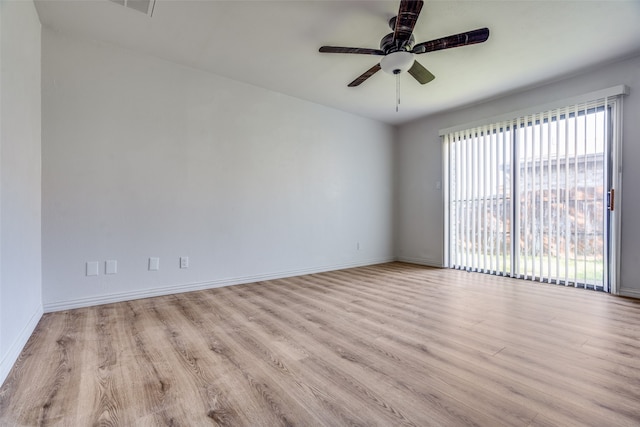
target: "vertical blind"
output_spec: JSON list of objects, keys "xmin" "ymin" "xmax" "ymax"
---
[{"xmin": 444, "ymin": 95, "xmax": 619, "ymax": 291}]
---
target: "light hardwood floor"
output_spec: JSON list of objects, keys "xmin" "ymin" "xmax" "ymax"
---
[{"xmin": 1, "ymin": 262, "xmax": 640, "ymax": 426}]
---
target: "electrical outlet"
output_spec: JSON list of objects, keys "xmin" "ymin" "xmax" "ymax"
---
[
  {"xmin": 180, "ymin": 256, "xmax": 189, "ymax": 269},
  {"xmin": 86, "ymin": 261, "xmax": 99, "ymax": 276},
  {"xmin": 106, "ymin": 260, "xmax": 118, "ymax": 275},
  {"xmin": 149, "ymin": 257, "xmax": 160, "ymax": 271}
]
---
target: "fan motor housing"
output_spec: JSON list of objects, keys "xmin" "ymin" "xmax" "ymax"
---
[{"xmin": 380, "ymin": 32, "xmax": 415, "ymax": 53}]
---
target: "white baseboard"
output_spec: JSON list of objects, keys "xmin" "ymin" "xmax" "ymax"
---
[
  {"xmin": 0, "ymin": 305, "xmax": 43, "ymax": 387},
  {"xmin": 395, "ymin": 255, "xmax": 443, "ymax": 268},
  {"xmin": 44, "ymin": 257, "xmax": 396, "ymax": 313},
  {"xmin": 618, "ymin": 288, "xmax": 640, "ymax": 299}
]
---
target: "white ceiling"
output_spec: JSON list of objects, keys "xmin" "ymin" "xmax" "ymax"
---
[{"xmin": 34, "ymin": 0, "xmax": 640, "ymax": 125}]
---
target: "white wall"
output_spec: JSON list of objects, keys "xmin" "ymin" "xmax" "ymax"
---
[
  {"xmin": 396, "ymin": 54, "xmax": 640, "ymax": 297},
  {"xmin": 41, "ymin": 29, "xmax": 395, "ymax": 310},
  {"xmin": 0, "ymin": 0, "xmax": 43, "ymax": 385}
]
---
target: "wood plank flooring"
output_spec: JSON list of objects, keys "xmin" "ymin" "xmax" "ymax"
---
[{"xmin": 1, "ymin": 262, "xmax": 640, "ymax": 426}]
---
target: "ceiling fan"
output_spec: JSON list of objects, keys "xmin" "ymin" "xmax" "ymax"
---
[{"xmin": 319, "ymin": 0, "xmax": 489, "ymax": 88}]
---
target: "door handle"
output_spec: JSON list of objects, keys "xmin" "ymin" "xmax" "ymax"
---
[{"xmin": 608, "ymin": 188, "xmax": 615, "ymax": 211}]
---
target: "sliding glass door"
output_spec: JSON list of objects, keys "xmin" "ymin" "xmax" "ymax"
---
[
  {"xmin": 445, "ymin": 96, "xmax": 620, "ymax": 292},
  {"xmin": 447, "ymin": 123, "xmax": 513, "ymax": 276}
]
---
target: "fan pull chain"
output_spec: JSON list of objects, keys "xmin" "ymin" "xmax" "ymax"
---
[{"xmin": 395, "ymin": 70, "xmax": 401, "ymax": 112}]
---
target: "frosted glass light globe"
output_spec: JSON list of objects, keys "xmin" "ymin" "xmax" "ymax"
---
[{"xmin": 380, "ymin": 51, "xmax": 415, "ymax": 74}]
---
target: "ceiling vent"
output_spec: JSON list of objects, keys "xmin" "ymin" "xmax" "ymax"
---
[{"xmin": 108, "ymin": 0, "xmax": 156, "ymax": 17}]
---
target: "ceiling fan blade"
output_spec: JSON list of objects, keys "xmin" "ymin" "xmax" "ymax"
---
[
  {"xmin": 319, "ymin": 46, "xmax": 385, "ymax": 55},
  {"xmin": 412, "ymin": 27, "xmax": 490, "ymax": 54},
  {"xmin": 393, "ymin": 0, "xmax": 424, "ymax": 47},
  {"xmin": 407, "ymin": 60, "xmax": 435, "ymax": 85},
  {"xmin": 348, "ymin": 63, "xmax": 382, "ymax": 87}
]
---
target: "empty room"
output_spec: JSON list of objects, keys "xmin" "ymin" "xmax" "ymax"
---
[{"xmin": 2, "ymin": 0, "xmax": 640, "ymax": 425}]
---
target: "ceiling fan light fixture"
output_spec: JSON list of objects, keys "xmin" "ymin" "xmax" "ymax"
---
[
  {"xmin": 380, "ymin": 51, "xmax": 415, "ymax": 75},
  {"xmin": 318, "ymin": 1, "xmax": 489, "ymax": 90}
]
